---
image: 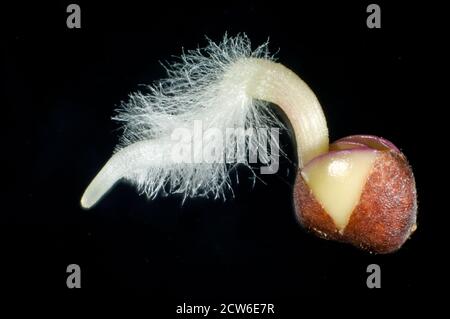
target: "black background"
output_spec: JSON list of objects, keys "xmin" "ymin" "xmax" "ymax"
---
[{"xmin": 2, "ymin": 0, "xmax": 444, "ymax": 313}]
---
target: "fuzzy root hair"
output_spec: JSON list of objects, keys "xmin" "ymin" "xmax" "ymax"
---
[{"xmin": 112, "ymin": 34, "xmax": 284, "ymax": 200}]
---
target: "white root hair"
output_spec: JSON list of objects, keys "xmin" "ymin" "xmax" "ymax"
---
[{"xmin": 81, "ymin": 34, "xmax": 328, "ymax": 209}]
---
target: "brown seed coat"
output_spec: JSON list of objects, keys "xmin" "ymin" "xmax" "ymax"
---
[{"xmin": 293, "ymin": 150, "xmax": 417, "ymax": 254}]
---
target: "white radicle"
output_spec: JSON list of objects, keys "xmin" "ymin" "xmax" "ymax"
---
[{"xmin": 81, "ymin": 34, "xmax": 328, "ymax": 209}]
